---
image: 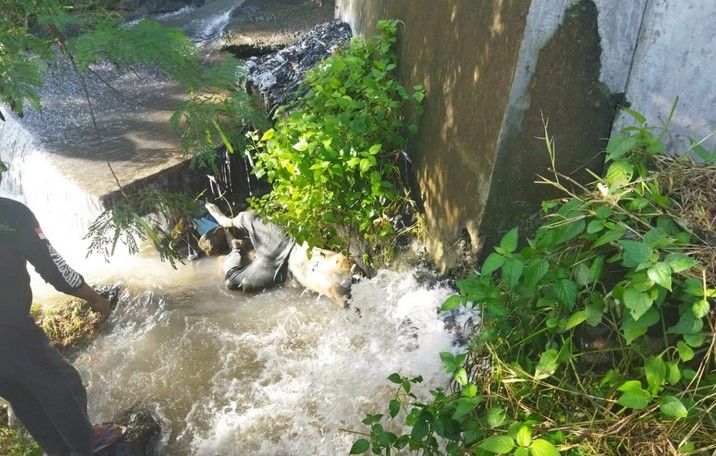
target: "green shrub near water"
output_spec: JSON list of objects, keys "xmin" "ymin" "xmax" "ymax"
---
[
  {"xmin": 248, "ymin": 19, "xmax": 424, "ymax": 252},
  {"xmin": 352, "ymin": 114, "xmax": 715, "ymax": 455}
]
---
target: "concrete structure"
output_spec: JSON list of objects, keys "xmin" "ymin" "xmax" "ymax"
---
[{"xmin": 335, "ymin": 0, "xmax": 716, "ymax": 269}]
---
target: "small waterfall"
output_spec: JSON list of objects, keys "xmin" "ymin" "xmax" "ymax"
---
[{"xmin": 0, "ymin": 110, "xmax": 104, "ymax": 259}]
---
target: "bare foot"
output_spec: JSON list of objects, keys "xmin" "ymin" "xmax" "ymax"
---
[{"xmin": 205, "ymin": 203, "xmax": 235, "ymax": 228}]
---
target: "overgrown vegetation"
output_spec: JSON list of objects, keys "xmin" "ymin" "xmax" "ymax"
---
[
  {"xmin": 30, "ymin": 299, "xmax": 100, "ymax": 350},
  {"xmin": 352, "ymin": 113, "xmax": 715, "ymax": 455},
  {"xmin": 247, "ymin": 19, "xmax": 424, "ymax": 252},
  {"xmin": 85, "ymin": 189, "xmax": 202, "ymax": 267}
]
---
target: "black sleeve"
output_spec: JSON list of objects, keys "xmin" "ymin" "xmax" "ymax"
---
[{"xmin": 17, "ymin": 204, "xmax": 85, "ymax": 294}]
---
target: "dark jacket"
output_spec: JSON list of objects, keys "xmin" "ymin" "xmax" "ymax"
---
[{"xmin": 0, "ymin": 197, "xmax": 84, "ymax": 326}]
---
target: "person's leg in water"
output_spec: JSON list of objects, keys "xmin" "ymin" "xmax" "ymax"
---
[{"xmin": 1, "ymin": 324, "xmax": 124, "ymax": 456}]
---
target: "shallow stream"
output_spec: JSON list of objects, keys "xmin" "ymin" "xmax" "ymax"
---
[{"xmin": 0, "ymin": 2, "xmax": 475, "ymax": 454}]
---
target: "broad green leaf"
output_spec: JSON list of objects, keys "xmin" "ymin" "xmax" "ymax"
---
[
  {"xmin": 593, "ymin": 224, "xmax": 626, "ymax": 247},
  {"xmin": 574, "ymin": 263, "xmax": 591, "ymax": 287},
  {"xmin": 564, "ymin": 310, "xmax": 588, "ymax": 330},
  {"xmin": 684, "ymin": 333, "xmax": 706, "ymax": 347},
  {"xmin": 660, "ymin": 396, "xmax": 688, "ymax": 419},
  {"xmin": 622, "ymin": 307, "xmax": 660, "ymax": 344},
  {"xmin": 623, "ymin": 287, "xmax": 654, "ymax": 320},
  {"xmin": 606, "ymin": 160, "xmax": 634, "ymax": 186},
  {"xmin": 503, "ymin": 257, "xmax": 524, "ymax": 289},
  {"xmin": 693, "ymin": 143, "xmax": 716, "ymax": 164},
  {"xmin": 586, "ymin": 299, "xmax": 605, "ymax": 326},
  {"xmin": 452, "ymin": 397, "xmax": 475, "ymax": 419},
  {"xmin": 516, "ymin": 425, "xmax": 532, "ymax": 447},
  {"xmin": 643, "ymin": 227, "xmax": 669, "ymax": 247},
  {"xmin": 454, "ymin": 368, "xmax": 468, "ymax": 385},
  {"xmin": 440, "ymin": 352, "xmax": 456, "ymax": 372},
  {"xmin": 535, "ymin": 349, "xmax": 559, "ymax": 380},
  {"xmin": 606, "ymin": 135, "xmax": 637, "ymax": 161},
  {"xmin": 486, "ymin": 407, "xmax": 506, "ymax": 428},
  {"xmin": 666, "ymin": 362, "xmax": 681, "ymax": 385},
  {"xmin": 260, "ymin": 128, "xmax": 275, "ymax": 141},
  {"xmin": 462, "ymin": 383, "xmax": 478, "ymax": 398},
  {"xmin": 387, "ymin": 373, "xmax": 402, "ymax": 384},
  {"xmin": 515, "ymin": 448, "xmax": 529, "ymax": 456},
  {"xmin": 623, "ymin": 108, "xmax": 646, "ymax": 124},
  {"xmin": 482, "ymin": 253, "xmax": 506, "ymax": 275},
  {"xmin": 647, "ymin": 262, "xmax": 672, "ymax": 291},
  {"xmin": 589, "ymin": 256, "xmax": 605, "ymax": 282},
  {"xmin": 586, "ymin": 219, "xmax": 604, "ymax": 234},
  {"xmin": 617, "ymin": 386, "xmax": 652, "ymax": 409},
  {"xmin": 676, "ymin": 341, "xmax": 695, "ymax": 362},
  {"xmin": 595, "ymin": 205, "xmax": 612, "ymax": 219},
  {"xmin": 665, "ymin": 254, "xmax": 697, "ymax": 273},
  {"xmin": 644, "ymin": 356, "xmax": 666, "ymax": 394},
  {"xmin": 349, "ymin": 438, "xmax": 370, "ymax": 454},
  {"xmin": 692, "ymin": 299, "xmax": 709, "ymax": 318},
  {"xmin": 529, "ymin": 439, "xmax": 561, "ymax": 456},
  {"xmin": 523, "ymin": 259, "xmax": 549, "ymax": 291},
  {"xmin": 389, "ymin": 399, "xmax": 400, "ymax": 418},
  {"xmin": 292, "ymin": 139, "xmax": 309, "ymax": 151},
  {"xmin": 668, "ymin": 312, "xmax": 703, "ymax": 335},
  {"xmin": 441, "ymin": 295, "xmax": 465, "ymax": 311},
  {"xmin": 478, "ymin": 435, "xmax": 515, "ymax": 454},
  {"xmin": 554, "ymin": 279, "xmax": 577, "ymax": 309},
  {"xmin": 500, "ymin": 228, "xmax": 519, "ymax": 253},
  {"xmin": 618, "ymin": 240, "xmax": 653, "ymax": 268}
]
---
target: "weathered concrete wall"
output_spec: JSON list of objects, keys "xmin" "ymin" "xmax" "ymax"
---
[
  {"xmin": 336, "ymin": 0, "xmax": 715, "ymax": 268},
  {"xmin": 613, "ymin": 0, "xmax": 716, "ymax": 152},
  {"xmin": 336, "ymin": 0, "xmax": 533, "ymax": 267}
]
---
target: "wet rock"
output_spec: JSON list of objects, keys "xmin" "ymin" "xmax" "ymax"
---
[
  {"xmin": 246, "ymin": 20, "xmax": 352, "ymax": 115},
  {"xmin": 198, "ymin": 226, "xmax": 229, "ymax": 256}
]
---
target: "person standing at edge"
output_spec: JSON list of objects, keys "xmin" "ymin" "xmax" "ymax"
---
[{"xmin": 0, "ymin": 167, "xmax": 123, "ymax": 455}]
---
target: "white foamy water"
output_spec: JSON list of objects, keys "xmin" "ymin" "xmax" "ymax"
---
[
  {"xmin": 0, "ymin": 110, "xmax": 104, "ymax": 258},
  {"xmin": 68, "ymin": 262, "xmax": 469, "ymax": 456}
]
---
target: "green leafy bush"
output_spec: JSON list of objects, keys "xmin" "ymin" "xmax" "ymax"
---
[
  {"xmin": 353, "ymin": 114, "xmax": 715, "ymax": 455},
  {"xmin": 248, "ymin": 19, "xmax": 424, "ymax": 251}
]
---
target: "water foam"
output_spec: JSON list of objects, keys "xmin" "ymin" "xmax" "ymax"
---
[{"xmin": 72, "ymin": 267, "xmax": 475, "ymax": 455}]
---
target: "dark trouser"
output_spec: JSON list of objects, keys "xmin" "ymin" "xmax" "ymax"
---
[
  {"xmin": 224, "ymin": 250, "xmax": 282, "ymax": 292},
  {"xmin": 0, "ymin": 319, "xmax": 93, "ymax": 456}
]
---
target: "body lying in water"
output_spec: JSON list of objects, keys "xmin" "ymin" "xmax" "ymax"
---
[{"xmin": 205, "ymin": 203, "xmax": 353, "ymax": 306}]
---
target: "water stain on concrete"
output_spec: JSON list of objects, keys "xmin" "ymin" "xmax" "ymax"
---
[{"xmin": 479, "ymin": 0, "xmax": 619, "ymax": 251}]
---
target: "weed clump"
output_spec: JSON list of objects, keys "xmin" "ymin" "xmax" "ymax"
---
[
  {"xmin": 353, "ymin": 113, "xmax": 716, "ymax": 455},
  {"xmin": 31, "ymin": 299, "xmax": 100, "ymax": 351}
]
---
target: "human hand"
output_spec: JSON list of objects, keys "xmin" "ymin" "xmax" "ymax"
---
[{"xmin": 89, "ymin": 295, "xmax": 112, "ymax": 318}]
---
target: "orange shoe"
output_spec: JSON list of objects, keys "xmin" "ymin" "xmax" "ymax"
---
[{"xmin": 92, "ymin": 423, "xmax": 124, "ymax": 453}]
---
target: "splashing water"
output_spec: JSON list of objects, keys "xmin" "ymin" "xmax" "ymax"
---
[
  {"xmin": 1, "ymin": 2, "xmax": 478, "ymax": 453},
  {"xmin": 70, "ymin": 262, "xmax": 473, "ymax": 455}
]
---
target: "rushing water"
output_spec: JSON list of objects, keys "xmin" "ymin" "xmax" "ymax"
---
[
  {"xmin": 67, "ymin": 259, "xmax": 468, "ymax": 455},
  {"xmin": 1, "ymin": 2, "xmax": 478, "ymax": 454}
]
